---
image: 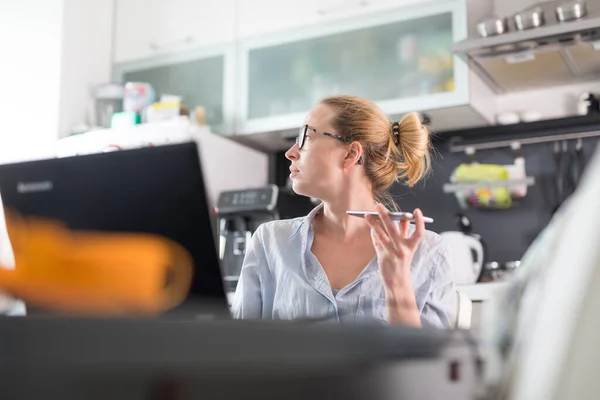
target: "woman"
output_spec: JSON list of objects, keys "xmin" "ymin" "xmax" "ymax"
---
[{"xmin": 232, "ymin": 95, "xmax": 454, "ymax": 328}]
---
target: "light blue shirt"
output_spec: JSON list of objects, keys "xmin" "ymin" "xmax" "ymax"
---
[{"xmin": 232, "ymin": 204, "xmax": 455, "ymax": 328}]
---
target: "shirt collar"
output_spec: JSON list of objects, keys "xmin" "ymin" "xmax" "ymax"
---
[{"xmin": 289, "ymin": 202, "xmax": 323, "ymax": 239}]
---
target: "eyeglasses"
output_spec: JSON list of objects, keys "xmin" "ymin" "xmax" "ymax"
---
[{"xmin": 296, "ymin": 124, "xmax": 353, "ymax": 150}]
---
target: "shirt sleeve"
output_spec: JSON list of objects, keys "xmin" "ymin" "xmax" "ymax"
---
[
  {"xmin": 420, "ymin": 240, "xmax": 456, "ymax": 329},
  {"xmin": 231, "ymin": 224, "xmax": 267, "ymax": 319}
]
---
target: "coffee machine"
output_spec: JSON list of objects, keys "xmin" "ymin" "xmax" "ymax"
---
[{"xmin": 215, "ymin": 185, "xmax": 314, "ymax": 294}]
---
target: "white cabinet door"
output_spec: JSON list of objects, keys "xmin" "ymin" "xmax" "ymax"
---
[
  {"xmin": 114, "ymin": 0, "xmax": 235, "ymax": 63},
  {"xmin": 114, "ymin": 0, "xmax": 152, "ymax": 63},
  {"xmin": 239, "ymin": 0, "xmax": 460, "ymax": 134},
  {"xmin": 237, "ymin": 0, "xmax": 441, "ymax": 39},
  {"xmin": 150, "ymin": 0, "xmax": 235, "ymax": 54}
]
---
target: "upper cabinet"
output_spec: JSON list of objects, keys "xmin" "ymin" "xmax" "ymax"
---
[
  {"xmin": 114, "ymin": 0, "xmax": 444, "ymax": 63},
  {"xmin": 114, "ymin": 0, "xmax": 235, "ymax": 63},
  {"xmin": 237, "ymin": 0, "xmax": 444, "ymax": 39},
  {"xmin": 112, "ymin": 0, "xmax": 495, "ymax": 150},
  {"xmin": 237, "ymin": 0, "xmax": 483, "ymax": 137},
  {"xmin": 113, "ymin": 48, "xmax": 233, "ymax": 133}
]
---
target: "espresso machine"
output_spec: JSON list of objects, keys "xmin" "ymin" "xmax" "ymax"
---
[{"xmin": 215, "ymin": 185, "xmax": 314, "ymax": 295}]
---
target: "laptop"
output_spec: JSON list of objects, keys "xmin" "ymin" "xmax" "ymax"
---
[{"xmin": 0, "ymin": 142, "xmax": 230, "ymax": 318}]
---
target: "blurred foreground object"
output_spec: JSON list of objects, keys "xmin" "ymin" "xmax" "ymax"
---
[
  {"xmin": 0, "ymin": 212, "xmax": 192, "ymax": 315},
  {"xmin": 481, "ymin": 142, "xmax": 600, "ymax": 399},
  {"xmin": 0, "ymin": 319, "xmax": 479, "ymax": 400},
  {"xmin": 0, "ymin": 191, "xmax": 25, "ymax": 316},
  {"xmin": 0, "ymin": 292, "xmax": 25, "ymax": 316}
]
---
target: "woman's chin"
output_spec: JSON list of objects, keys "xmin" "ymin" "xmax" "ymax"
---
[
  {"xmin": 290, "ymin": 180, "xmax": 308, "ymax": 196},
  {"xmin": 290, "ymin": 181, "xmax": 319, "ymax": 200}
]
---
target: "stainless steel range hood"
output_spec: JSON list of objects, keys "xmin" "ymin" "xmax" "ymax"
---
[{"xmin": 454, "ymin": 1, "xmax": 600, "ymax": 93}]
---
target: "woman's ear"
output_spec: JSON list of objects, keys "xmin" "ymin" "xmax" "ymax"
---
[{"xmin": 344, "ymin": 142, "xmax": 363, "ymax": 169}]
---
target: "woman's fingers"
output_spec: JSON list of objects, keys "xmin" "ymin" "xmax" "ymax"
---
[
  {"xmin": 366, "ymin": 206, "xmax": 426, "ymax": 255},
  {"xmin": 400, "ymin": 220, "xmax": 410, "ymax": 238},
  {"xmin": 375, "ymin": 204, "xmax": 400, "ymax": 242},
  {"xmin": 365, "ymin": 214, "xmax": 394, "ymax": 251},
  {"xmin": 409, "ymin": 209, "xmax": 426, "ymax": 247}
]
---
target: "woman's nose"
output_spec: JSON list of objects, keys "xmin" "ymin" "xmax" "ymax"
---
[{"xmin": 285, "ymin": 143, "xmax": 299, "ymax": 161}]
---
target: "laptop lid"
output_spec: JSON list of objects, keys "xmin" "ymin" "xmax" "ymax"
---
[{"xmin": 0, "ymin": 142, "xmax": 229, "ymax": 318}]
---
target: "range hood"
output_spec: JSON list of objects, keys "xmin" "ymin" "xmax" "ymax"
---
[{"xmin": 454, "ymin": 1, "xmax": 600, "ymax": 93}]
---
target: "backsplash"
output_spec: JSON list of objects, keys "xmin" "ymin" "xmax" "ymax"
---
[
  {"xmin": 391, "ymin": 138, "xmax": 598, "ymax": 263},
  {"xmin": 270, "ymin": 137, "xmax": 599, "ymax": 264}
]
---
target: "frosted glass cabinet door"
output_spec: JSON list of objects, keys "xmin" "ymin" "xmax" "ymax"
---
[
  {"xmin": 240, "ymin": 2, "xmax": 460, "ymax": 134},
  {"xmin": 115, "ymin": 49, "xmax": 231, "ymax": 133}
]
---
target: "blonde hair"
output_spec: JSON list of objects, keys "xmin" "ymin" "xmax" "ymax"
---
[{"xmin": 319, "ymin": 95, "xmax": 432, "ymax": 204}]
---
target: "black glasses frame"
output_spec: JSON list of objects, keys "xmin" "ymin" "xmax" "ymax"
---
[{"xmin": 296, "ymin": 124, "xmax": 353, "ymax": 150}]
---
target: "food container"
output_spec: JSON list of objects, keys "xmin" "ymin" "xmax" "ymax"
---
[{"xmin": 123, "ymin": 82, "xmax": 156, "ymax": 114}]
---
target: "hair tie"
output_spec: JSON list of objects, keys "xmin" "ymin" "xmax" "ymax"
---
[{"xmin": 390, "ymin": 122, "xmax": 401, "ymax": 146}]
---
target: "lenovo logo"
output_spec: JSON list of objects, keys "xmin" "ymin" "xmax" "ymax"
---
[{"xmin": 17, "ymin": 181, "xmax": 53, "ymax": 194}]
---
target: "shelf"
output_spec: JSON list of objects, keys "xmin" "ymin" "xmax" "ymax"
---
[
  {"xmin": 453, "ymin": 17, "xmax": 600, "ymax": 55},
  {"xmin": 443, "ymin": 177, "xmax": 535, "ymax": 193},
  {"xmin": 434, "ymin": 113, "xmax": 600, "ymax": 144}
]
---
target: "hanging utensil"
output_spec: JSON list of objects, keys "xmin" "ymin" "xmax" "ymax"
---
[
  {"xmin": 552, "ymin": 141, "xmax": 568, "ymax": 214},
  {"xmin": 570, "ymin": 138, "xmax": 587, "ymax": 189}
]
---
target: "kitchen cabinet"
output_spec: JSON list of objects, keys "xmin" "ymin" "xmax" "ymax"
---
[
  {"xmin": 114, "ymin": 0, "xmax": 441, "ymax": 63},
  {"xmin": 236, "ymin": 0, "xmax": 492, "ymax": 141},
  {"xmin": 113, "ymin": 46, "xmax": 236, "ymax": 133},
  {"xmin": 114, "ymin": 0, "xmax": 235, "ymax": 63},
  {"xmin": 237, "ymin": 0, "xmax": 442, "ymax": 39},
  {"xmin": 113, "ymin": 0, "xmax": 151, "ymax": 63},
  {"xmin": 112, "ymin": 0, "xmax": 494, "ymax": 149}
]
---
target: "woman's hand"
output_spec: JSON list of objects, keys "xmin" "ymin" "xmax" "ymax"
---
[{"xmin": 365, "ymin": 203, "xmax": 425, "ymax": 327}]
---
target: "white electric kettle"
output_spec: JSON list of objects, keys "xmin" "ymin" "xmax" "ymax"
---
[{"xmin": 440, "ymin": 214, "xmax": 485, "ymax": 285}]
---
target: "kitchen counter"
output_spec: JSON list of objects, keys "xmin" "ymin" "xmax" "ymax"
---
[
  {"xmin": 458, "ymin": 281, "xmax": 511, "ymax": 302},
  {"xmin": 458, "ymin": 282, "xmax": 511, "ymax": 335}
]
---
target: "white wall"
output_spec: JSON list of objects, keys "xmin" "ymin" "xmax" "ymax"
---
[
  {"xmin": 0, "ymin": 0, "xmax": 114, "ymax": 164},
  {"xmin": 58, "ymin": 0, "xmax": 114, "ymax": 138},
  {"xmin": 0, "ymin": 0, "xmax": 65, "ymax": 163}
]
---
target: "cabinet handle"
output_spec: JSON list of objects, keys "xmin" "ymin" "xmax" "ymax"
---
[{"xmin": 149, "ymin": 36, "xmax": 194, "ymax": 51}]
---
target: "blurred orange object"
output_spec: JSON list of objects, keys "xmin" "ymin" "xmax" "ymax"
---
[{"xmin": 0, "ymin": 211, "xmax": 193, "ymax": 315}]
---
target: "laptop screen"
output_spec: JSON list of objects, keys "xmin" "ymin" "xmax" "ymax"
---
[{"xmin": 0, "ymin": 142, "xmax": 229, "ymax": 318}]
